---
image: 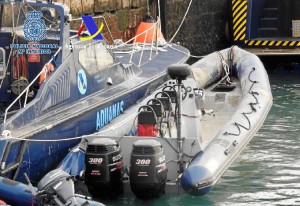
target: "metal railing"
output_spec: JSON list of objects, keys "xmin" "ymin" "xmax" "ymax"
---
[
  {"xmin": 113, "ymin": 18, "xmax": 162, "ymax": 67},
  {"xmin": 3, "ymin": 47, "xmax": 62, "ymax": 123},
  {"xmin": 71, "ymin": 15, "xmax": 163, "ymax": 67}
]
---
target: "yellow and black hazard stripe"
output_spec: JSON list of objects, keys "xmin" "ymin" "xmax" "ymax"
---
[
  {"xmin": 231, "ymin": 0, "xmax": 300, "ymax": 48},
  {"xmin": 244, "ymin": 40, "xmax": 300, "ymax": 47},
  {"xmin": 232, "ymin": 0, "xmax": 247, "ymax": 41}
]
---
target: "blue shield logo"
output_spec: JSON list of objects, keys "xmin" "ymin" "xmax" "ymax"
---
[{"xmin": 24, "ymin": 11, "xmax": 46, "ymax": 42}]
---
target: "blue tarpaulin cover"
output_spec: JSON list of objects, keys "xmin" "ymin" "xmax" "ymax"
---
[{"xmin": 58, "ymin": 146, "xmax": 85, "ymax": 176}]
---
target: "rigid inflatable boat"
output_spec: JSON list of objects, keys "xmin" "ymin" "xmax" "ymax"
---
[
  {"xmin": 56, "ymin": 46, "xmax": 272, "ymax": 199},
  {"xmin": 0, "ymin": 46, "xmax": 272, "ymax": 205}
]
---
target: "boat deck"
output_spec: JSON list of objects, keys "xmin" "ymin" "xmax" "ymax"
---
[
  {"xmin": 201, "ymin": 111, "xmax": 234, "ymax": 147},
  {"xmin": 200, "ymin": 78, "xmax": 242, "ymax": 148}
]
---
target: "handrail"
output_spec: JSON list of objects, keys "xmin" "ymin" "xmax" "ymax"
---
[
  {"xmin": 3, "ymin": 47, "xmax": 62, "ymax": 124},
  {"xmin": 138, "ymin": 28, "xmax": 148, "ymax": 67},
  {"xmin": 113, "ymin": 19, "xmax": 160, "ymax": 49},
  {"xmin": 123, "ymin": 18, "xmax": 161, "ymax": 67},
  {"xmin": 71, "ymin": 15, "xmax": 162, "ymax": 68}
]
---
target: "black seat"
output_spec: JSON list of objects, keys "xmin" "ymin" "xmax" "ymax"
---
[
  {"xmin": 138, "ymin": 106, "xmax": 157, "ymax": 125},
  {"xmin": 155, "ymin": 92, "xmax": 172, "ymax": 111},
  {"xmin": 137, "ymin": 106, "xmax": 158, "ymax": 136},
  {"xmin": 138, "ymin": 111, "xmax": 157, "ymax": 125},
  {"xmin": 147, "ymin": 99, "xmax": 164, "ymax": 118},
  {"xmin": 162, "ymin": 86, "xmax": 177, "ymax": 103}
]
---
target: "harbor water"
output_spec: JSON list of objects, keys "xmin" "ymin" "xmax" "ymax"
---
[{"xmin": 103, "ymin": 71, "xmax": 300, "ymax": 205}]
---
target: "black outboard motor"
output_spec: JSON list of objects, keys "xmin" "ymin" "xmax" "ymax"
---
[
  {"xmin": 130, "ymin": 139, "xmax": 167, "ymax": 198},
  {"xmin": 85, "ymin": 138, "xmax": 124, "ymax": 198},
  {"xmin": 36, "ymin": 169, "xmax": 79, "ymax": 206}
]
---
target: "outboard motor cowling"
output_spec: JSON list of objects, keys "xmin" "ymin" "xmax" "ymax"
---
[
  {"xmin": 130, "ymin": 139, "xmax": 167, "ymax": 198},
  {"xmin": 36, "ymin": 169, "xmax": 78, "ymax": 206},
  {"xmin": 85, "ymin": 138, "xmax": 124, "ymax": 198}
]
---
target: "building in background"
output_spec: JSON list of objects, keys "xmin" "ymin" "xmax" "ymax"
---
[{"xmin": 228, "ymin": 0, "xmax": 300, "ymax": 55}]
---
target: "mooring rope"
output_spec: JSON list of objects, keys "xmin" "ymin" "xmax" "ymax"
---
[
  {"xmin": 216, "ymin": 51, "xmax": 232, "ymax": 84},
  {"xmin": 167, "ymin": 43, "xmax": 204, "ymax": 59},
  {"xmin": 1, "ymin": 111, "xmax": 141, "ymax": 142},
  {"xmin": 169, "ymin": 0, "xmax": 193, "ymax": 43}
]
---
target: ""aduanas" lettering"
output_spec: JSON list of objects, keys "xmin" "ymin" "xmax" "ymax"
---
[{"xmin": 96, "ymin": 101, "xmax": 124, "ymax": 130}]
